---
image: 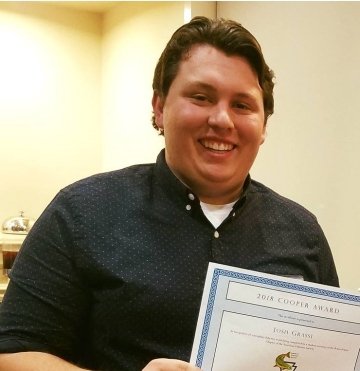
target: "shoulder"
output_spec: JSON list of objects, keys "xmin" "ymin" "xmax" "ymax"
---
[
  {"xmin": 50, "ymin": 163, "xmax": 156, "ymax": 213},
  {"xmin": 61, "ymin": 163, "xmax": 155, "ymax": 196},
  {"xmin": 247, "ymin": 179, "xmax": 317, "ymax": 222}
]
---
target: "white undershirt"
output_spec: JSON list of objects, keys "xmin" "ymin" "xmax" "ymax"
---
[{"xmin": 200, "ymin": 201, "xmax": 237, "ymax": 229}]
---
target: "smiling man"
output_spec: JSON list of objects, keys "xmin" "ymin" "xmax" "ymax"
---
[{"xmin": 0, "ymin": 17, "xmax": 338, "ymax": 371}]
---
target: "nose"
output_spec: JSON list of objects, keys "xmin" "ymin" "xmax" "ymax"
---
[{"xmin": 207, "ymin": 105, "xmax": 234, "ymax": 130}]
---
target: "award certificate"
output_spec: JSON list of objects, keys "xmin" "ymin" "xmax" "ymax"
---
[{"xmin": 190, "ymin": 263, "xmax": 360, "ymax": 370}]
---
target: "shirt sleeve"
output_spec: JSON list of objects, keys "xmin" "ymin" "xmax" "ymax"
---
[
  {"xmin": 0, "ymin": 190, "xmax": 91, "ymax": 364},
  {"xmin": 316, "ymin": 221, "xmax": 339, "ymax": 287}
]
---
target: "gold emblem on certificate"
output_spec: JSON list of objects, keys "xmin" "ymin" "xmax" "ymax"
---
[{"xmin": 274, "ymin": 352, "xmax": 298, "ymax": 370}]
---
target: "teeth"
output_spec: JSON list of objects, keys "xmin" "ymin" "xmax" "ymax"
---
[{"xmin": 203, "ymin": 140, "xmax": 233, "ymax": 151}]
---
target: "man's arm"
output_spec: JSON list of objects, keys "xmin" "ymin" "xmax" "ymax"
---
[
  {"xmin": 0, "ymin": 191, "xmax": 92, "ymax": 365},
  {"xmin": 0, "ymin": 352, "xmax": 90, "ymax": 371},
  {"xmin": 0, "ymin": 354, "xmax": 201, "ymax": 371}
]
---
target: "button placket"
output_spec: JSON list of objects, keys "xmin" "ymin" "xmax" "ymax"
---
[{"xmin": 185, "ymin": 193, "xmax": 195, "ymax": 211}]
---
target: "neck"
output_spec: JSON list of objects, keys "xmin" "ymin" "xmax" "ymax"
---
[
  {"xmin": 170, "ymin": 168, "xmax": 244, "ymax": 204},
  {"xmin": 194, "ymin": 185, "xmax": 243, "ymax": 205}
]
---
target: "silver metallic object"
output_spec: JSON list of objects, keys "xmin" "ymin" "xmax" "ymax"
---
[{"xmin": 2, "ymin": 211, "xmax": 34, "ymax": 234}]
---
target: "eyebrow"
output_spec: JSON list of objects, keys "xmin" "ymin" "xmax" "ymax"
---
[{"xmin": 188, "ymin": 81, "xmax": 216, "ymax": 91}]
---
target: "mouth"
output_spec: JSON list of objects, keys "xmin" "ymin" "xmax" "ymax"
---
[{"xmin": 200, "ymin": 139, "xmax": 235, "ymax": 152}]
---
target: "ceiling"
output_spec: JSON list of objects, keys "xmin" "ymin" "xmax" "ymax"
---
[{"xmin": 53, "ymin": 1, "xmax": 118, "ymax": 13}]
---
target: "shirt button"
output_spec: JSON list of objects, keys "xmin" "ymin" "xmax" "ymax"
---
[
  {"xmin": 188, "ymin": 193, "xmax": 195, "ymax": 200},
  {"xmin": 214, "ymin": 230, "xmax": 219, "ymax": 238},
  {"xmin": 232, "ymin": 212, "xmax": 236, "ymax": 217},
  {"xmin": 186, "ymin": 204, "xmax": 191, "ymax": 211}
]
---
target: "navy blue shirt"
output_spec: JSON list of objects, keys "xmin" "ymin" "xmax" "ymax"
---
[{"xmin": 0, "ymin": 149, "xmax": 338, "ymax": 370}]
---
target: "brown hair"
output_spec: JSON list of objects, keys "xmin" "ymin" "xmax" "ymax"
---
[{"xmin": 152, "ymin": 16, "xmax": 275, "ymax": 133}]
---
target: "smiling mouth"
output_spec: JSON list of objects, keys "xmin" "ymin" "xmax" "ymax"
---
[{"xmin": 201, "ymin": 140, "xmax": 235, "ymax": 152}]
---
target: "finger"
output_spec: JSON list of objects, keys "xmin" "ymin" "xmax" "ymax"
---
[{"xmin": 142, "ymin": 358, "xmax": 201, "ymax": 370}]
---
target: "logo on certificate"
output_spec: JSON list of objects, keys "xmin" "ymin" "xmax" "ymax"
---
[{"xmin": 274, "ymin": 352, "xmax": 298, "ymax": 370}]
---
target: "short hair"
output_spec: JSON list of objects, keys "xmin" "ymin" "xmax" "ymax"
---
[{"xmin": 152, "ymin": 16, "xmax": 275, "ymax": 134}]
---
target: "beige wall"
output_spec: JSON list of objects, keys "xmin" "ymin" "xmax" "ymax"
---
[
  {"xmin": 218, "ymin": 1, "xmax": 360, "ymax": 290},
  {"xmin": 0, "ymin": 2, "xmax": 103, "ymax": 221}
]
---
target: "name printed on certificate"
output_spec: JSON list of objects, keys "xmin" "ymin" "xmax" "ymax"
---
[{"xmin": 190, "ymin": 263, "xmax": 360, "ymax": 371}]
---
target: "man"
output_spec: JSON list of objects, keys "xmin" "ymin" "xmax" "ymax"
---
[{"xmin": 0, "ymin": 17, "xmax": 338, "ymax": 370}]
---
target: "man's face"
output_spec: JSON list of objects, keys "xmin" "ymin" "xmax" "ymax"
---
[{"xmin": 152, "ymin": 44, "xmax": 266, "ymax": 204}]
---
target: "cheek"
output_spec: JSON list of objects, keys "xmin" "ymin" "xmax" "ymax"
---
[
  {"xmin": 236, "ymin": 118, "xmax": 265, "ymax": 144},
  {"xmin": 164, "ymin": 104, "xmax": 205, "ymax": 132}
]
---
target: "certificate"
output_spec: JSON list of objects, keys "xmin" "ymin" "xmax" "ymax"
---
[{"xmin": 190, "ymin": 263, "xmax": 360, "ymax": 370}]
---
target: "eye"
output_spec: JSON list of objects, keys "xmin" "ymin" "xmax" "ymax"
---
[
  {"xmin": 189, "ymin": 94, "xmax": 212, "ymax": 106},
  {"xmin": 233, "ymin": 101, "xmax": 250, "ymax": 110},
  {"xmin": 192, "ymin": 94, "xmax": 209, "ymax": 102}
]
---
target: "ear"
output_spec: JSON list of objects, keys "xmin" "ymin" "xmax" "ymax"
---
[
  {"xmin": 260, "ymin": 124, "xmax": 267, "ymax": 145},
  {"xmin": 152, "ymin": 92, "xmax": 165, "ymax": 130}
]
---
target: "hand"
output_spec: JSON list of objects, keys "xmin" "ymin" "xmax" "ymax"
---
[{"xmin": 142, "ymin": 358, "xmax": 201, "ymax": 371}]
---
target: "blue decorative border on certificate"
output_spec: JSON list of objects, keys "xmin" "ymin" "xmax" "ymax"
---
[{"xmin": 195, "ymin": 268, "xmax": 360, "ymax": 366}]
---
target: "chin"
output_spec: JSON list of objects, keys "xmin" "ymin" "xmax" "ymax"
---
[
  {"xmin": 200, "ymin": 166, "xmax": 236, "ymax": 179},
  {"xmin": 201, "ymin": 173, "xmax": 235, "ymax": 184}
]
